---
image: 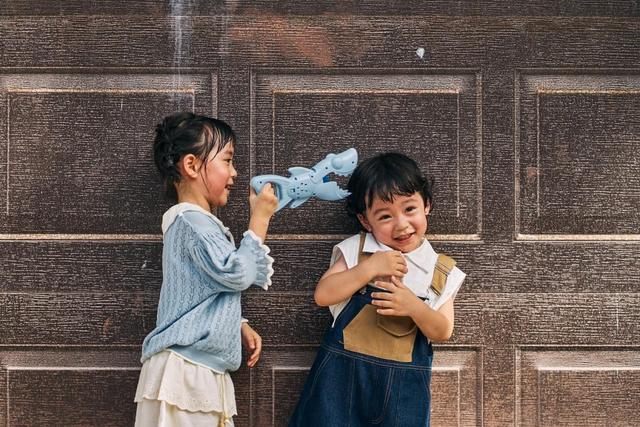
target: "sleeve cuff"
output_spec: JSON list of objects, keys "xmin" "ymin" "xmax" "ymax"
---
[{"xmin": 240, "ymin": 231, "xmax": 274, "ymax": 290}]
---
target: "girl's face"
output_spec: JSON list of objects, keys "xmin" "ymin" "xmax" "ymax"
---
[
  {"xmin": 357, "ymin": 192, "xmax": 430, "ymax": 253},
  {"xmin": 199, "ymin": 142, "xmax": 237, "ymax": 207}
]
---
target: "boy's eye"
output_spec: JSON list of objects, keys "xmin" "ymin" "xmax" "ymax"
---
[
  {"xmin": 406, "ymin": 206, "xmax": 417, "ymax": 212},
  {"xmin": 378, "ymin": 215, "xmax": 391, "ymax": 221}
]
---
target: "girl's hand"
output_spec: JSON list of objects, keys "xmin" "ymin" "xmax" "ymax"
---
[
  {"xmin": 366, "ymin": 251, "xmax": 408, "ymax": 280},
  {"xmin": 241, "ymin": 323, "xmax": 262, "ymax": 368},
  {"xmin": 371, "ymin": 276, "xmax": 422, "ymax": 318},
  {"xmin": 249, "ymin": 184, "xmax": 278, "ymax": 241},
  {"xmin": 250, "ymin": 184, "xmax": 278, "ymax": 219}
]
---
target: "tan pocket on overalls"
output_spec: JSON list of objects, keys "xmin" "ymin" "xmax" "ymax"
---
[{"xmin": 343, "ymin": 304, "xmax": 417, "ymax": 362}]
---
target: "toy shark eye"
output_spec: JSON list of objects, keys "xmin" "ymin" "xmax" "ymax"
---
[{"xmin": 331, "ymin": 157, "xmax": 344, "ymax": 169}]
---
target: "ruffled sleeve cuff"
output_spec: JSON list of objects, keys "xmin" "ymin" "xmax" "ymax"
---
[{"xmin": 237, "ymin": 230, "xmax": 274, "ymax": 290}]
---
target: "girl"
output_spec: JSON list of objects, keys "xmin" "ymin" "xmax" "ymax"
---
[
  {"xmin": 289, "ymin": 152, "xmax": 466, "ymax": 426},
  {"xmin": 134, "ymin": 112, "xmax": 278, "ymax": 426}
]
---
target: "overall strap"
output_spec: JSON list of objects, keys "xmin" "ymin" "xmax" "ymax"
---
[
  {"xmin": 430, "ymin": 254, "xmax": 456, "ymax": 296},
  {"xmin": 356, "ymin": 232, "xmax": 370, "ymax": 294},
  {"xmin": 357, "ymin": 232, "xmax": 370, "ymax": 264}
]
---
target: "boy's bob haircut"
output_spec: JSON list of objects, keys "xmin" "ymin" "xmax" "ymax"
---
[{"xmin": 346, "ymin": 152, "xmax": 433, "ymax": 219}]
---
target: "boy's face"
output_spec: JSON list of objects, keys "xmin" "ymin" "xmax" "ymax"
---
[{"xmin": 357, "ymin": 192, "xmax": 430, "ymax": 253}]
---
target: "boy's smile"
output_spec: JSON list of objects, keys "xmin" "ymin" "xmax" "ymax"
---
[{"xmin": 358, "ymin": 192, "xmax": 430, "ymax": 253}]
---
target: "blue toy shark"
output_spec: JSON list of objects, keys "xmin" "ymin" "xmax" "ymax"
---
[{"xmin": 250, "ymin": 148, "xmax": 358, "ymax": 212}]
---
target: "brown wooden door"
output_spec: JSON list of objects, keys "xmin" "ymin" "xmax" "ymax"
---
[{"xmin": 1, "ymin": 2, "xmax": 639, "ymax": 426}]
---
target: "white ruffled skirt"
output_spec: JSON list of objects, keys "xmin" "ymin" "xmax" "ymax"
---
[{"xmin": 134, "ymin": 350, "xmax": 237, "ymax": 427}]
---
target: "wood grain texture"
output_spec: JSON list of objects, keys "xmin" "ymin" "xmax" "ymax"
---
[
  {"xmin": 8, "ymin": 369, "xmax": 139, "ymax": 426},
  {"xmin": 0, "ymin": 292, "xmax": 154, "ymax": 345},
  {"xmin": 517, "ymin": 348, "xmax": 640, "ymax": 426},
  {"xmin": 0, "ymin": 6, "xmax": 638, "ymax": 427},
  {"xmin": 0, "ymin": 242, "xmax": 162, "ymax": 292},
  {"xmin": 1, "ymin": 1, "xmax": 638, "ymax": 17}
]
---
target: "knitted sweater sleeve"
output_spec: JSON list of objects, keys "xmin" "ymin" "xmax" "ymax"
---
[{"xmin": 185, "ymin": 216, "xmax": 274, "ymax": 292}]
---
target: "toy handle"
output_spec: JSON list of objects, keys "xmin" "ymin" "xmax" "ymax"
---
[{"xmin": 250, "ymin": 175, "xmax": 291, "ymax": 212}]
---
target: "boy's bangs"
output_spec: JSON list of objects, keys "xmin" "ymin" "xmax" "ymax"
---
[{"xmin": 366, "ymin": 173, "xmax": 420, "ymax": 208}]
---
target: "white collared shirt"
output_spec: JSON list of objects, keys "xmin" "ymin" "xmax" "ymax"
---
[{"xmin": 328, "ymin": 233, "xmax": 466, "ymax": 322}]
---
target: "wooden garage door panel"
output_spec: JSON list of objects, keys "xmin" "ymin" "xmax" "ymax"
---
[
  {"xmin": 0, "ymin": 72, "xmax": 214, "ymax": 235},
  {"xmin": 7, "ymin": 369, "xmax": 138, "ymax": 426},
  {"xmin": 0, "ymin": 242, "xmax": 162, "ymax": 293},
  {"xmin": 517, "ymin": 349, "xmax": 640, "ymax": 426},
  {"xmin": 0, "ymin": 8, "xmax": 637, "ymax": 427},
  {"xmin": 0, "ymin": 292, "xmax": 154, "ymax": 345},
  {"xmin": 242, "ymin": 293, "xmax": 483, "ymax": 347},
  {"xmin": 0, "ymin": 1, "xmax": 637, "ymax": 17},
  {"xmin": 0, "ymin": 349, "xmax": 140, "ymax": 426},
  {"xmin": 251, "ymin": 71, "xmax": 481, "ymax": 238},
  {"xmin": 517, "ymin": 72, "xmax": 640, "ymax": 238},
  {"xmin": 243, "ymin": 292, "xmax": 639, "ymax": 348}
]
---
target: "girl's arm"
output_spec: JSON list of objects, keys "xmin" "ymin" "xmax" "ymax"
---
[
  {"xmin": 314, "ymin": 251, "xmax": 408, "ymax": 307},
  {"xmin": 248, "ymin": 184, "xmax": 278, "ymax": 242},
  {"xmin": 188, "ymin": 185, "xmax": 278, "ymax": 293},
  {"xmin": 371, "ymin": 276, "xmax": 454, "ymax": 342}
]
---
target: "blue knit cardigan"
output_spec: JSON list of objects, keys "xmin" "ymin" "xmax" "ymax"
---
[{"xmin": 141, "ymin": 203, "xmax": 273, "ymax": 372}]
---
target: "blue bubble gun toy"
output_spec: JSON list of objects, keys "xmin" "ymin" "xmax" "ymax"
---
[{"xmin": 250, "ymin": 148, "xmax": 358, "ymax": 211}]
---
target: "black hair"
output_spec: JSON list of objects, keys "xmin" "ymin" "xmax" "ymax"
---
[
  {"xmin": 346, "ymin": 152, "xmax": 433, "ymax": 226},
  {"xmin": 153, "ymin": 112, "xmax": 236, "ymax": 200}
]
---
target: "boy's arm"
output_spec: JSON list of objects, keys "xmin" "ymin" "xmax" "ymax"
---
[
  {"xmin": 314, "ymin": 254, "xmax": 374, "ymax": 306},
  {"xmin": 371, "ymin": 276, "xmax": 455, "ymax": 342},
  {"xmin": 411, "ymin": 297, "xmax": 454, "ymax": 342}
]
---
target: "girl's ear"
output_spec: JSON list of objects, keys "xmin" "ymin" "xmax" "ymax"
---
[
  {"xmin": 424, "ymin": 202, "xmax": 431, "ymax": 216},
  {"xmin": 357, "ymin": 213, "xmax": 372, "ymax": 232},
  {"xmin": 178, "ymin": 154, "xmax": 200, "ymax": 179}
]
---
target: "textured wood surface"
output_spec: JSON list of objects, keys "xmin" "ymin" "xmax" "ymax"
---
[{"xmin": 0, "ymin": 4, "xmax": 638, "ymax": 427}]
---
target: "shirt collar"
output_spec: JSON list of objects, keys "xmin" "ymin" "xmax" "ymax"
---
[
  {"xmin": 162, "ymin": 202, "xmax": 228, "ymax": 236},
  {"xmin": 362, "ymin": 232, "xmax": 437, "ymax": 266}
]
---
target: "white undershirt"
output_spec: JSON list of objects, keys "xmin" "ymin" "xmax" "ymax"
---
[{"xmin": 328, "ymin": 233, "xmax": 466, "ymax": 323}]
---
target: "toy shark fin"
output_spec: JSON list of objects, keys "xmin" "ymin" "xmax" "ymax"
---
[{"xmin": 288, "ymin": 167, "xmax": 313, "ymax": 176}]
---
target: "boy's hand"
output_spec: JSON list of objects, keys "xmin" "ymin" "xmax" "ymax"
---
[
  {"xmin": 371, "ymin": 276, "xmax": 422, "ymax": 318},
  {"xmin": 366, "ymin": 251, "xmax": 408, "ymax": 280},
  {"xmin": 241, "ymin": 323, "xmax": 262, "ymax": 368}
]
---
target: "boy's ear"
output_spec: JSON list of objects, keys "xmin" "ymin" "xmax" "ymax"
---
[
  {"xmin": 357, "ymin": 213, "xmax": 372, "ymax": 232},
  {"xmin": 424, "ymin": 202, "xmax": 431, "ymax": 216},
  {"xmin": 178, "ymin": 154, "xmax": 200, "ymax": 179}
]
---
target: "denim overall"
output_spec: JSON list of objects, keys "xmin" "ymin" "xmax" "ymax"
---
[{"xmin": 289, "ymin": 238, "xmax": 453, "ymax": 427}]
